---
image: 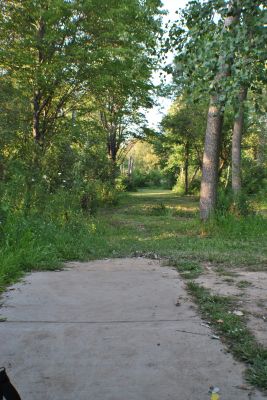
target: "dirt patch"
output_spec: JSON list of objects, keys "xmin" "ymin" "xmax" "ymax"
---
[{"xmin": 195, "ymin": 265, "xmax": 267, "ymax": 347}]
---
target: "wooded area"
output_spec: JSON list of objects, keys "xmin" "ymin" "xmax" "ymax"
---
[
  {"xmin": 0, "ymin": 1, "xmax": 267, "ymax": 393},
  {"xmin": 0, "ymin": 0, "xmax": 266, "ymax": 283}
]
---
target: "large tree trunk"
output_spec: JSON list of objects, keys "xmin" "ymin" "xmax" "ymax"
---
[
  {"xmin": 200, "ymin": 97, "xmax": 224, "ymax": 220},
  {"xmin": 232, "ymin": 86, "xmax": 247, "ymax": 194},
  {"xmin": 200, "ymin": 1, "xmax": 240, "ymax": 220}
]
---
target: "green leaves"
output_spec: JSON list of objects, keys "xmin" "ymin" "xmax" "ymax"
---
[{"xmin": 169, "ymin": 0, "xmax": 267, "ymax": 103}]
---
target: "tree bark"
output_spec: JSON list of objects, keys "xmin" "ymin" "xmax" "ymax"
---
[
  {"xmin": 184, "ymin": 141, "xmax": 189, "ymax": 195},
  {"xmin": 257, "ymin": 115, "xmax": 267, "ymax": 165},
  {"xmin": 200, "ymin": 1, "xmax": 240, "ymax": 220},
  {"xmin": 33, "ymin": 18, "xmax": 45, "ymax": 145},
  {"xmin": 33, "ymin": 89, "xmax": 42, "ymax": 143},
  {"xmin": 200, "ymin": 97, "xmax": 224, "ymax": 220},
  {"xmin": 127, "ymin": 156, "xmax": 134, "ymax": 177},
  {"xmin": 232, "ymin": 86, "xmax": 247, "ymax": 194}
]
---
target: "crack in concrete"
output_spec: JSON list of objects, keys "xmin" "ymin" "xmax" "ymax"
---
[
  {"xmin": 1, "ymin": 318, "xmax": 202, "ymax": 325},
  {"xmin": 1, "ymin": 319, "xmax": 210, "ymax": 336}
]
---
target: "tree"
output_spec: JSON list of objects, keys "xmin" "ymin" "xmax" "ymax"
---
[
  {"xmin": 0, "ymin": 0, "xmax": 163, "ymax": 196},
  {"xmin": 199, "ymin": 0, "xmax": 240, "ymax": 220},
  {"xmin": 231, "ymin": 87, "xmax": 247, "ymax": 194},
  {"xmin": 160, "ymin": 98, "xmax": 206, "ymax": 194},
  {"xmin": 169, "ymin": 0, "xmax": 266, "ymax": 219},
  {"xmin": 91, "ymin": 0, "xmax": 163, "ymax": 178},
  {"xmin": 230, "ymin": 2, "xmax": 266, "ymax": 195}
]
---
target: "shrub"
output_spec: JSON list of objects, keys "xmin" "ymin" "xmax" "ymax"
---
[
  {"xmin": 242, "ymin": 162, "xmax": 267, "ymax": 195},
  {"xmin": 116, "ymin": 175, "xmax": 137, "ymax": 192},
  {"xmin": 117, "ymin": 169, "xmax": 165, "ymax": 191},
  {"xmin": 216, "ymin": 190, "xmax": 253, "ymax": 217}
]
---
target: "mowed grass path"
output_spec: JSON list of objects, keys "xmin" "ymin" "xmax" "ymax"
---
[
  {"xmin": 95, "ymin": 189, "xmax": 267, "ymax": 270},
  {"xmin": 1, "ymin": 189, "xmax": 266, "ymax": 292}
]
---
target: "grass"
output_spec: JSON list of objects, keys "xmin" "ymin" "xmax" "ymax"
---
[
  {"xmin": 98, "ymin": 189, "xmax": 266, "ymax": 269},
  {"xmin": 0, "ymin": 188, "xmax": 267, "ymax": 390},
  {"xmin": 187, "ymin": 282, "xmax": 267, "ymax": 390},
  {"xmin": 236, "ymin": 280, "xmax": 252, "ymax": 289}
]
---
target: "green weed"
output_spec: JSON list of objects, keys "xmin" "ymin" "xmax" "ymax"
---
[
  {"xmin": 148, "ymin": 202, "xmax": 168, "ymax": 216},
  {"xmin": 175, "ymin": 260, "xmax": 202, "ymax": 279},
  {"xmin": 236, "ymin": 280, "xmax": 252, "ymax": 289}
]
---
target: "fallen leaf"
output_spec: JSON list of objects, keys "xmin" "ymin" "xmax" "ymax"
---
[
  {"xmin": 235, "ymin": 384, "xmax": 251, "ymax": 391},
  {"xmin": 211, "ymin": 335, "xmax": 220, "ymax": 340},
  {"xmin": 233, "ymin": 310, "xmax": 244, "ymax": 316},
  {"xmin": 201, "ymin": 323, "xmax": 210, "ymax": 328}
]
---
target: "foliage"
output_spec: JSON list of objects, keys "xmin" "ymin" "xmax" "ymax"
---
[
  {"xmin": 119, "ymin": 169, "xmax": 164, "ymax": 191},
  {"xmin": 126, "ymin": 141, "xmax": 160, "ymax": 172},
  {"xmin": 0, "ymin": 0, "xmax": 164, "ymax": 227},
  {"xmin": 216, "ymin": 189, "xmax": 253, "ymax": 217},
  {"xmin": 165, "ymin": 0, "xmax": 267, "ymax": 217},
  {"xmin": 242, "ymin": 161, "xmax": 267, "ymax": 195},
  {"xmin": 168, "ymin": 0, "xmax": 266, "ymax": 103},
  {"xmin": 155, "ymin": 97, "xmax": 206, "ymax": 194}
]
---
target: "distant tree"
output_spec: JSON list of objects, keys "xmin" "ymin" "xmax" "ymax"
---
[{"xmin": 160, "ymin": 98, "xmax": 207, "ymax": 194}]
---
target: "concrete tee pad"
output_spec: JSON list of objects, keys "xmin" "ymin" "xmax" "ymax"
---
[{"xmin": 0, "ymin": 258, "xmax": 265, "ymax": 399}]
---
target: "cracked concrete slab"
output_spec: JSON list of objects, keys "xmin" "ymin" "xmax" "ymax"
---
[{"xmin": 0, "ymin": 258, "xmax": 265, "ymax": 399}]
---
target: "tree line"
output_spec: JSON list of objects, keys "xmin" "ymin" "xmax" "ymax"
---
[
  {"xmin": 0, "ymin": 0, "xmax": 266, "ymax": 221},
  {"xmin": 0, "ymin": 0, "xmax": 162, "ymax": 212}
]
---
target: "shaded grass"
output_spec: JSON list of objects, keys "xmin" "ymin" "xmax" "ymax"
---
[
  {"xmin": 99, "ymin": 190, "xmax": 267, "ymax": 268},
  {"xmin": 1, "ymin": 189, "xmax": 266, "ymax": 289},
  {"xmin": 187, "ymin": 282, "xmax": 267, "ymax": 390}
]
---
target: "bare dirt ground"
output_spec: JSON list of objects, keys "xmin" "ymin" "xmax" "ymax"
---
[{"xmin": 195, "ymin": 264, "xmax": 267, "ymax": 347}]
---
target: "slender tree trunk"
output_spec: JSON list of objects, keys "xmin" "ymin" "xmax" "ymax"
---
[
  {"xmin": 225, "ymin": 164, "xmax": 230, "ymax": 188},
  {"xmin": 232, "ymin": 86, "xmax": 247, "ymax": 194},
  {"xmin": 33, "ymin": 89, "xmax": 42, "ymax": 143},
  {"xmin": 200, "ymin": 1, "xmax": 240, "ymax": 220},
  {"xmin": 184, "ymin": 141, "xmax": 189, "ymax": 195},
  {"xmin": 127, "ymin": 156, "xmax": 134, "ymax": 177},
  {"xmin": 33, "ymin": 18, "xmax": 45, "ymax": 145},
  {"xmin": 257, "ymin": 115, "xmax": 267, "ymax": 165},
  {"xmin": 189, "ymin": 165, "xmax": 200, "ymax": 190},
  {"xmin": 108, "ymin": 131, "xmax": 118, "ymax": 182}
]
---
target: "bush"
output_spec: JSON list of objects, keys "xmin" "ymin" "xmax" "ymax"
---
[
  {"xmin": 132, "ymin": 170, "xmax": 148, "ymax": 188},
  {"xmin": 242, "ymin": 162, "xmax": 267, "ymax": 195},
  {"xmin": 172, "ymin": 180, "xmax": 185, "ymax": 195},
  {"xmin": 216, "ymin": 190, "xmax": 253, "ymax": 217},
  {"xmin": 146, "ymin": 170, "xmax": 162, "ymax": 187},
  {"xmin": 116, "ymin": 175, "xmax": 137, "ymax": 192},
  {"xmin": 117, "ymin": 169, "xmax": 165, "ymax": 191}
]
